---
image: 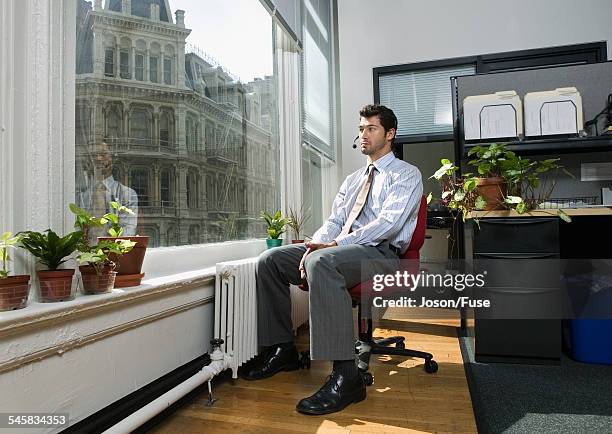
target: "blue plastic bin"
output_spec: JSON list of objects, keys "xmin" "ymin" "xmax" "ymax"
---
[{"xmin": 568, "ymin": 319, "xmax": 612, "ymax": 365}]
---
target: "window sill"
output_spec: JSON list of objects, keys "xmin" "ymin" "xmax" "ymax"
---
[
  {"xmin": 0, "ymin": 238, "xmax": 267, "ymax": 346},
  {"xmin": 0, "ymin": 266, "xmax": 216, "ymax": 337}
]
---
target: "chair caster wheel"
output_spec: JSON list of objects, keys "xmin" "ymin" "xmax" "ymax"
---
[
  {"xmin": 299, "ymin": 350, "xmax": 311, "ymax": 369},
  {"xmin": 361, "ymin": 372, "xmax": 374, "ymax": 386},
  {"xmin": 424, "ymin": 359, "xmax": 438, "ymax": 374},
  {"xmin": 396, "ymin": 341, "xmax": 405, "ymax": 350}
]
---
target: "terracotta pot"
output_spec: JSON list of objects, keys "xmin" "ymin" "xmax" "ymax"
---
[
  {"xmin": 79, "ymin": 265, "xmax": 117, "ymax": 295},
  {"xmin": 0, "ymin": 275, "xmax": 30, "ymax": 311},
  {"xmin": 291, "ymin": 240, "xmax": 305, "ymax": 244},
  {"xmin": 97, "ymin": 235, "xmax": 149, "ymax": 288},
  {"xmin": 38, "ymin": 269, "xmax": 75, "ymax": 302},
  {"xmin": 476, "ymin": 177, "xmax": 508, "ymax": 211}
]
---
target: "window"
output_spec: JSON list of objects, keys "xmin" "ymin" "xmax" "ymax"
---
[
  {"xmin": 135, "ymin": 53, "xmax": 144, "ymax": 81},
  {"xmin": 130, "ymin": 108, "xmax": 151, "ymax": 144},
  {"xmin": 105, "ymin": 106, "xmax": 122, "ymax": 139},
  {"xmin": 130, "ymin": 168, "xmax": 149, "ymax": 206},
  {"xmin": 163, "ymin": 57, "xmax": 172, "ymax": 85},
  {"xmin": 149, "ymin": 56, "xmax": 158, "ymax": 82},
  {"xmin": 160, "ymin": 168, "xmax": 172, "ymax": 206},
  {"xmin": 120, "ymin": 49, "xmax": 130, "ymax": 79},
  {"xmin": 301, "ymin": 0, "xmax": 335, "ymax": 160},
  {"xmin": 76, "ymin": 0, "xmax": 282, "ymax": 248},
  {"xmin": 104, "ymin": 48, "xmax": 114, "ymax": 76},
  {"xmin": 186, "ymin": 170, "xmax": 198, "ymax": 209},
  {"xmin": 159, "ymin": 110, "xmax": 172, "ymax": 147}
]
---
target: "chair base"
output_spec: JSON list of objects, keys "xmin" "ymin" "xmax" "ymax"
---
[{"xmin": 356, "ymin": 335, "xmax": 439, "ymax": 375}]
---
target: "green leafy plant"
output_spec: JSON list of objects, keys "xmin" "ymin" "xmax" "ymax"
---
[
  {"xmin": 76, "ymin": 239, "xmax": 136, "ymax": 275},
  {"xmin": 18, "ymin": 229, "xmax": 83, "ymax": 270},
  {"xmin": 69, "ymin": 203, "xmax": 107, "ymax": 247},
  {"xmin": 429, "ymin": 143, "xmax": 573, "ymax": 222},
  {"xmin": 103, "ymin": 201, "xmax": 134, "ymax": 237},
  {"xmin": 0, "ymin": 232, "xmax": 22, "ymax": 278},
  {"xmin": 287, "ymin": 205, "xmax": 310, "ymax": 241},
  {"xmin": 260, "ymin": 210, "xmax": 289, "ymax": 240}
]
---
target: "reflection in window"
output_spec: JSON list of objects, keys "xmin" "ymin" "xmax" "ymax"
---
[
  {"xmin": 163, "ymin": 57, "xmax": 172, "ymax": 85},
  {"xmin": 160, "ymin": 111, "xmax": 172, "ymax": 147},
  {"xmin": 76, "ymin": 0, "xmax": 281, "ymax": 247},
  {"xmin": 120, "ymin": 49, "xmax": 130, "ymax": 79},
  {"xmin": 130, "ymin": 168, "xmax": 149, "ymax": 206},
  {"xmin": 106, "ymin": 106, "xmax": 122, "ymax": 139},
  {"xmin": 149, "ymin": 56, "xmax": 158, "ymax": 82},
  {"xmin": 161, "ymin": 168, "xmax": 172, "ymax": 206},
  {"xmin": 104, "ymin": 48, "xmax": 114, "ymax": 76},
  {"xmin": 130, "ymin": 108, "xmax": 150, "ymax": 144},
  {"xmin": 135, "ymin": 53, "xmax": 144, "ymax": 81}
]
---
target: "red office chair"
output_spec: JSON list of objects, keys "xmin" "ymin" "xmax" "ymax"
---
[
  {"xmin": 299, "ymin": 196, "xmax": 438, "ymax": 382},
  {"xmin": 350, "ymin": 195, "xmax": 438, "ymax": 384}
]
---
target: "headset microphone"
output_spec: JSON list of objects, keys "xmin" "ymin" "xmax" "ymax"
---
[{"xmin": 352, "ymin": 135, "xmax": 359, "ymax": 149}]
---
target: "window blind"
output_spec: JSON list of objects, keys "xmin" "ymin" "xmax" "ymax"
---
[{"xmin": 379, "ymin": 65, "xmax": 475, "ymax": 136}]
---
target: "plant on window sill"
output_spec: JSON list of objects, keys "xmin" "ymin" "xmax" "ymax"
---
[
  {"xmin": 287, "ymin": 205, "xmax": 311, "ymax": 244},
  {"xmin": 0, "ymin": 232, "xmax": 30, "ymax": 311},
  {"xmin": 260, "ymin": 210, "xmax": 289, "ymax": 249},
  {"xmin": 18, "ymin": 229, "xmax": 83, "ymax": 302}
]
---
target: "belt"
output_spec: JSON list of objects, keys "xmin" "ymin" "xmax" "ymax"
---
[{"xmin": 389, "ymin": 244, "xmax": 401, "ymax": 256}]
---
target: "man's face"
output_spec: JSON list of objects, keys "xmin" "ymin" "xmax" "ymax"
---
[
  {"xmin": 90, "ymin": 143, "xmax": 113, "ymax": 177},
  {"xmin": 358, "ymin": 116, "xmax": 394, "ymax": 157}
]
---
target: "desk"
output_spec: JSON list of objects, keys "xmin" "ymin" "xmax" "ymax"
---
[{"xmin": 464, "ymin": 207, "xmax": 612, "ymax": 364}]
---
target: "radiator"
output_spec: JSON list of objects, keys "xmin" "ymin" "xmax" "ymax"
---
[{"xmin": 215, "ymin": 257, "xmax": 309, "ymax": 378}]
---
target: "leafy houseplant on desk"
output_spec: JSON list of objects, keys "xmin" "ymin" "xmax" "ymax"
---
[
  {"xmin": 0, "ymin": 232, "xmax": 30, "ymax": 311},
  {"xmin": 261, "ymin": 210, "xmax": 289, "ymax": 249},
  {"xmin": 97, "ymin": 201, "xmax": 150, "ymax": 287},
  {"xmin": 429, "ymin": 143, "xmax": 572, "ymax": 223},
  {"xmin": 70, "ymin": 203, "xmax": 136, "ymax": 294},
  {"xmin": 18, "ymin": 229, "xmax": 82, "ymax": 302}
]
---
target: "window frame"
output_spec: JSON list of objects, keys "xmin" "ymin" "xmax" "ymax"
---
[{"xmin": 104, "ymin": 47, "xmax": 115, "ymax": 77}]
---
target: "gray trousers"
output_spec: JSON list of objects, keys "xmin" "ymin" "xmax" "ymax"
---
[{"xmin": 256, "ymin": 243, "xmax": 400, "ymax": 360}]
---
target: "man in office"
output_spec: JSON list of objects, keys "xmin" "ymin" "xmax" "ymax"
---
[
  {"xmin": 242, "ymin": 104, "xmax": 423, "ymax": 415},
  {"xmin": 76, "ymin": 140, "xmax": 139, "ymax": 241}
]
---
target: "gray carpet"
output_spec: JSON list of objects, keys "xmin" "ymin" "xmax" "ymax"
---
[{"xmin": 459, "ymin": 335, "xmax": 612, "ymax": 434}]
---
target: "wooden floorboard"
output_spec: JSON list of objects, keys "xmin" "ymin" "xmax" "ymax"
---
[{"xmin": 146, "ymin": 313, "xmax": 477, "ymax": 434}]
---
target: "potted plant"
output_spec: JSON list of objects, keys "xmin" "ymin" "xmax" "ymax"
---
[
  {"xmin": 287, "ymin": 205, "xmax": 310, "ymax": 244},
  {"xmin": 260, "ymin": 210, "xmax": 289, "ymax": 249},
  {"xmin": 429, "ymin": 143, "xmax": 572, "ymax": 223},
  {"xmin": 97, "ymin": 202, "xmax": 150, "ymax": 287},
  {"xmin": 465, "ymin": 143, "xmax": 513, "ymax": 210},
  {"xmin": 76, "ymin": 238, "xmax": 135, "ymax": 294},
  {"xmin": 0, "ymin": 232, "xmax": 30, "ymax": 311},
  {"xmin": 18, "ymin": 229, "xmax": 82, "ymax": 302},
  {"xmin": 69, "ymin": 203, "xmax": 136, "ymax": 294}
]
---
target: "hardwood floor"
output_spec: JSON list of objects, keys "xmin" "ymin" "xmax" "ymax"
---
[{"xmin": 147, "ymin": 312, "xmax": 477, "ymax": 433}]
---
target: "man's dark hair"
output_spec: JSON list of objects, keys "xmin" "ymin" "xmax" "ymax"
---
[{"xmin": 359, "ymin": 104, "xmax": 398, "ymax": 136}]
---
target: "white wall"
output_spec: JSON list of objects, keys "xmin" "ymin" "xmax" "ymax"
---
[{"xmin": 337, "ymin": 0, "xmax": 612, "ymax": 177}]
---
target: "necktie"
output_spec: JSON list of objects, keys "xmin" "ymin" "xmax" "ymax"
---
[
  {"xmin": 90, "ymin": 181, "xmax": 107, "ymax": 242},
  {"xmin": 340, "ymin": 164, "xmax": 375, "ymax": 235}
]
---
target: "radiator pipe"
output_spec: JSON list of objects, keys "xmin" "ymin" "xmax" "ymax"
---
[{"xmin": 102, "ymin": 343, "xmax": 232, "ymax": 434}]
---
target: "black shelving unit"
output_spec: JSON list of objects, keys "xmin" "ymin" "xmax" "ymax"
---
[{"xmin": 463, "ymin": 135, "xmax": 612, "ymax": 156}]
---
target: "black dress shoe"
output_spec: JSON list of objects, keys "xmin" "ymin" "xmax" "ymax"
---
[
  {"xmin": 296, "ymin": 371, "xmax": 366, "ymax": 415},
  {"xmin": 240, "ymin": 344, "xmax": 299, "ymax": 380}
]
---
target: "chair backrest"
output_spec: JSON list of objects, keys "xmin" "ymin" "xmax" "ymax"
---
[{"xmin": 400, "ymin": 195, "xmax": 427, "ymax": 260}]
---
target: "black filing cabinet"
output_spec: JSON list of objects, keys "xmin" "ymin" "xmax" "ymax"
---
[{"xmin": 470, "ymin": 217, "xmax": 561, "ymax": 364}]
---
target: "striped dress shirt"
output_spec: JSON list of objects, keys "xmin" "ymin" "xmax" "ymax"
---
[{"xmin": 312, "ymin": 151, "xmax": 423, "ymax": 254}]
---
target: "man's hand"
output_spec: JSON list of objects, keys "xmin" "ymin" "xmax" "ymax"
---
[{"xmin": 299, "ymin": 241, "xmax": 338, "ymax": 280}]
